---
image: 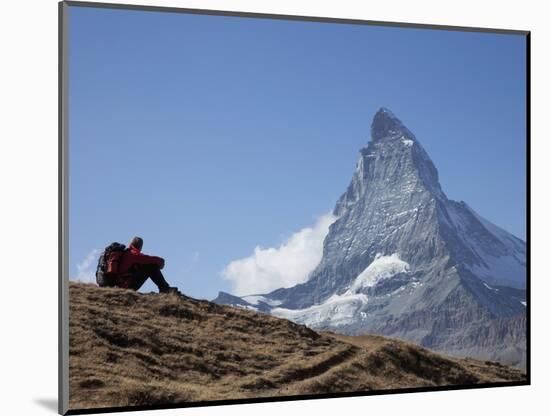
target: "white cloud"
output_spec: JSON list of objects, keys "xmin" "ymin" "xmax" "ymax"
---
[
  {"xmin": 221, "ymin": 213, "xmax": 337, "ymax": 296},
  {"xmin": 72, "ymin": 249, "xmax": 100, "ymax": 283}
]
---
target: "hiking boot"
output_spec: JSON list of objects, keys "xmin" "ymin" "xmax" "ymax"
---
[{"xmin": 160, "ymin": 286, "xmax": 181, "ymax": 295}]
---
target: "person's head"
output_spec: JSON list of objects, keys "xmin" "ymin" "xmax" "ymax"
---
[{"xmin": 129, "ymin": 236, "xmax": 143, "ymax": 250}]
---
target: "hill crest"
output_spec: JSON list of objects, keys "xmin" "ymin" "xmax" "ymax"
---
[{"xmin": 69, "ymin": 283, "xmax": 525, "ymax": 411}]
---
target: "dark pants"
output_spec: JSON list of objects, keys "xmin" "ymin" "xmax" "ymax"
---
[{"xmin": 127, "ymin": 264, "xmax": 170, "ymax": 292}]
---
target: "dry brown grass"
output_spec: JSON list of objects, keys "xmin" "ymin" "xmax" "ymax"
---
[{"xmin": 69, "ymin": 282, "xmax": 525, "ymax": 411}]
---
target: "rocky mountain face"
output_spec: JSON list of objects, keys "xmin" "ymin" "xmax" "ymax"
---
[{"xmin": 214, "ymin": 108, "xmax": 527, "ymax": 368}]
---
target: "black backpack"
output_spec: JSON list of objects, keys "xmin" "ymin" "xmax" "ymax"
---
[{"xmin": 96, "ymin": 242, "xmax": 127, "ymax": 287}]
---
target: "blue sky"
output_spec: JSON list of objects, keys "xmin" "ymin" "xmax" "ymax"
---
[{"xmin": 68, "ymin": 6, "xmax": 526, "ymax": 299}]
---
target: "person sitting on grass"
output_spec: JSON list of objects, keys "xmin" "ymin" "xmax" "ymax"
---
[{"xmin": 115, "ymin": 236, "xmax": 180, "ymax": 294}]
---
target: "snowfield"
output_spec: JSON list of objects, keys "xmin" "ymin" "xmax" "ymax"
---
[
  {"xmin": 447, "ymin": 201, "xmax": 526, "ymax": 289},
  {"xmin": 241, "ymin": 295, "xmax": 282, "ymax": 307},
  {"xmin": 271, "ymin": 292, "xmax": 369, "ymax": 327},
  {"xmin": 350, "ymin": 253, "xmax": 410, "ymax": 292},
  {"xmin": 272, "ymin": 253, "xmax": 410, "ymax": 327}
]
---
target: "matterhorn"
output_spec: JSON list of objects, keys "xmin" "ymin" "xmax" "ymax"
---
[{"xmin": 215, "ymin": 108, "xmax": 527, "ymax": 368}]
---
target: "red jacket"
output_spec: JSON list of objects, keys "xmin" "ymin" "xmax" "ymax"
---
[{"xmin": 116, "ymin": 245, "xmax": 165, "ymax": 288}]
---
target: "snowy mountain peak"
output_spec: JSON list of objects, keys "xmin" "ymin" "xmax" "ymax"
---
[
  {"xmin": 371, "ymin": 107, "xmax": 414, "ymax": 142},
  {"xmin": 216, "ymin": 108, "xmax": 526, "ymax": 368}
]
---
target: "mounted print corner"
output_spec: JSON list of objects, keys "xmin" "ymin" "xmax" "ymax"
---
[{"xmin": 59, "ymin": 1, "xmax": 530, "ymax": 414}]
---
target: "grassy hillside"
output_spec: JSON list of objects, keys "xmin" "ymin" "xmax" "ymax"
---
[{"xmin": 69, "ymin": 282, "xmax": 525, "ymax": 411}]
